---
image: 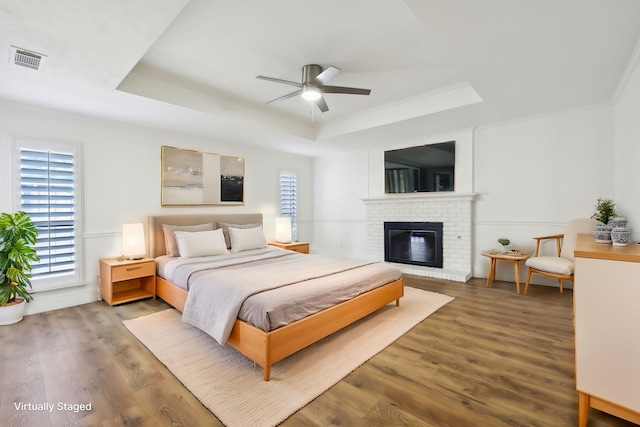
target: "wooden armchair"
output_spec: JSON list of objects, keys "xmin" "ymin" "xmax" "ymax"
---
[{"xmin": 524, "ymin": 218, "xmax": 598, "ymax": 295}]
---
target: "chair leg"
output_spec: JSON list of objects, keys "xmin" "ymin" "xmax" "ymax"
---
[
  {"xmin": 524, "ymin": 269, "xmax": 533, "ymax": 296},
  {"xmin": 559, "ymin": 278, "xmax": 563, "ymax": 293}
]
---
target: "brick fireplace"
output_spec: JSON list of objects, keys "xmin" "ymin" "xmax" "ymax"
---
[{"xmin": 363, "ymin": 193, "xmax": 474, "ymax": 282}]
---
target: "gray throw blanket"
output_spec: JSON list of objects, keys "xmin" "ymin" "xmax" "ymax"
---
[{"xmin": 181, "ymin": 253, "xmax": 375, "ymax": 344}]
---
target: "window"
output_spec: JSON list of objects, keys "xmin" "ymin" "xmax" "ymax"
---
[
  {"xmin": 12, "ymin": 138, "xmax": 83, "ymax": 291},
  {"xmin": 279, "ymin": 170, "xmax": 297, "ymax": 242}
]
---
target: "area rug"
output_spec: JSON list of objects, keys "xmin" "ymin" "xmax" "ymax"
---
[{"xmin": 123, "ymin": 286, "xmax": 453, "ymax": 427}]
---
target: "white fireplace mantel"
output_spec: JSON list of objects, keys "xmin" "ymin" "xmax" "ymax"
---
[{"xmin": 362, "ymin": 192, "xmax": 476, "ymax": 204}]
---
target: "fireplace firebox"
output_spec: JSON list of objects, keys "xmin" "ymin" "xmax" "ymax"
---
[{"xmin": 384, "ymin": 222, "xmax": 443, "ymax": 268}]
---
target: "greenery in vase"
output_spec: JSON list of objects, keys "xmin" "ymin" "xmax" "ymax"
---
[
  {"xmin": 592, "ymin": 198, "xmax": 617, "ymax": 224},
  {"xmin": 0, "ymin": 211, "xmax": 39, "ymax": 305},
  {"xmin": 497, "ymin": 238, "xmax": 510, "ymax": 247}
]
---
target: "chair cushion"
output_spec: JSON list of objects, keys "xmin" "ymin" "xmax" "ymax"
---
[{"xmin": 526, "ymin": 256, "xmax": 574, "ymax": 276}]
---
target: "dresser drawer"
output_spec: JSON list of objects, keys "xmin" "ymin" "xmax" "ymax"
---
[{"xmin": 111, "ymin": 262, "xmax": 155, "ymax": 282}]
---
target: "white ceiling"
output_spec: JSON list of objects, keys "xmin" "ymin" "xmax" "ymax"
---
[{"xmin": 1, "ymin": 0, "xmax": 639, "ymax": 156}]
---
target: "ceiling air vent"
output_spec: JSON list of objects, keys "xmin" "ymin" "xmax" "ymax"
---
[{"xmin": 10, "ymin": 46, "xmax": 47, "ymax": 71}]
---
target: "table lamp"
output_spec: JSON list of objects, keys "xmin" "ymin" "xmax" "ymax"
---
[
  {"xmin": 275, "ymin": 217, "xmax": 292, "ymax": 244},
  {"xmin": 122, "ymin": 223, "xmax": 146, "ymax": 260}
]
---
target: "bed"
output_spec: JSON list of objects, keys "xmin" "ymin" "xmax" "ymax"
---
[{"xmin": 148, "ymin": 213, "xmax": 404, "ymax": 381}]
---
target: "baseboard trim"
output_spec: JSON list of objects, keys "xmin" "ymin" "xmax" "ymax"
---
[{"xmin": 24, "ymin": 284, "xmax": 99, "ymax": 315}]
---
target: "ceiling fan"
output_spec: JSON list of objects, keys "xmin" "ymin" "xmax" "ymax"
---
[{"xmin": 256, "ymin": 64, "xmax": 371, "ymax": 113}]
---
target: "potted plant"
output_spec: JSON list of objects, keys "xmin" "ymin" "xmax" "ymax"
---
[
  {"xmin": 498, "ymin": 237, "xmax": 510, "ymax": 252},
  {"xmin": 592, "ymin": 198, "xmax": 617, "ymax": 224},
  {"xmin": 0, "ymin": 211, "xmax": 39, "ymax": 325}
]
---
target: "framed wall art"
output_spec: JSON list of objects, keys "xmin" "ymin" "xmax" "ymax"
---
[{"xmin": 161, "ymin": 145, "xmax": 244, "ymax": 206}]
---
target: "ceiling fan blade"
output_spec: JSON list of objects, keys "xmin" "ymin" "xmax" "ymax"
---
[
  {"xmin": 266, "ymin": 89, "xmax": 302, "ymax": 104},
  {"xmin": 321, "ymin": 85, "xmax": 371, "ymax": 95},
  {"xmin": 313, "ymin": 66, "xmax": 340, "ymax": 85},
  {"xmin": 315, "ymin": 95, "xmax": 329, "ymax": 113},
  {"xmin": 256, "ymin": 75, "xmax": 303, "ymax": 88}
]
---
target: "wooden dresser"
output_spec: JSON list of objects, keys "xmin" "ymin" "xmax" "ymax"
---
[{"xmin": 573, "ymin": 234, "xmax": 640, "ymax": 426}]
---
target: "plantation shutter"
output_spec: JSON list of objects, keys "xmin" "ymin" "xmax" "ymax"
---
[
  {"xmin": 279, "ymin": 171, "xmax": 298, "ymax": 242},
  {"xmin": 21, "ymin": 149, "xmax": 76, "ymax": 277},
  {"xmin": 13, "ymin": 138, "xmax": 83, "ymax": 290}
]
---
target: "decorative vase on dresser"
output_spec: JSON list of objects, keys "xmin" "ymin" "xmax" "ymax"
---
[
  {"xmin": 608, "ymin": 217, "xmax": 630, "ymax": 247},
  {"xmin": 592, "ymin": 223, "xmax": 612, "ymax": 243},
  {"xmin": 611, "ymin": 226, "xmax": 631, "ymax": 247},
  {"xmin": 607, "ymin": 216, "xmax": 627, "ymax": 229}
]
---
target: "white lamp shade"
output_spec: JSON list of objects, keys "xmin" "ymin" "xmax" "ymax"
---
[
  {"xmin": 275, "ymin": 217, "xmax": 292, "ymax": 243},
  {"xmin": 122, "ymin": 223, "xmax": 146, "ymax": 259}
]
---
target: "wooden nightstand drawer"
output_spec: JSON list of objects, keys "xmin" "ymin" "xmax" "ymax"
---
[
  {"xmin": 100, "ymin": 258, "xmax": 156, "ymax": 306},
  {"xmin": 111, "ymin": 262, "xmax": 155, "ymax": 282},
  {"xmin": 268, "ymin": 242, "xmax": 309, "ymax": 254},
  {"xmin": 287, "ymin": 244, "xmax": 309, "ymax": 254}
]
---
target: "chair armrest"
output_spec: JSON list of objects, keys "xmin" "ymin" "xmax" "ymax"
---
[{"xmin": 532, "ymin": 234, "xmax": 564, "ymax": 257}]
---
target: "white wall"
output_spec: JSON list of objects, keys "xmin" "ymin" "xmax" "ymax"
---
[
  {"xmin": 0, "ymin": 100, "xmax": 313, "ymax": 314},
  {"xmin": 615, "ymin": 55, "xmax": 640, "ymax": 241},
  {"xmin": 473, "ymin": 105, "xmax": 615, "ymax": 284},
  {"xmin": 313, "ymin": 105, "xmax": 617, "ymax": 287},
  {"xmin": 312, "ymin": 149, "xmax": 369, "ymax": 257}
]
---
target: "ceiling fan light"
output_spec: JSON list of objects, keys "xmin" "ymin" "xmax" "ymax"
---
[{"xmin": 301, "ymin": 86, "xmax": 321, "ymax": 101}]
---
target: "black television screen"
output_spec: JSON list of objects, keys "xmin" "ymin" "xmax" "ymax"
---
[{"xmin": 384, "ymin": 141, "xmax": 455, "ymax": 193}]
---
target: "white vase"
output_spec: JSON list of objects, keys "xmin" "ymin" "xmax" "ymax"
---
[{"xmin": 0, "ymin": 299, "xmax": 26, "ymax": 325}]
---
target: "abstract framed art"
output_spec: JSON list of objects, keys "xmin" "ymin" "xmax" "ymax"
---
[{"xmin": 161, "ymin": 145, "xmax": 244, "ymax": 206}]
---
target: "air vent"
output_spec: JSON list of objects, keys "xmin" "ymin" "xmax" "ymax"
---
[{"xmin": 10, "ymin": 46, "xmax": 47, "ymax": 71}]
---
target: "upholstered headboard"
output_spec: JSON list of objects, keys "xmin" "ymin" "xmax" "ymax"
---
[{"xmin": 147, "ymin": 213, "xmax": 263, "ymax": 258}]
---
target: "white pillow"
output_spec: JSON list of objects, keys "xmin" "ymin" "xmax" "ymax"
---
[
  {"xmin": 162, "ymin": 223, "xmax": 214, "ymax": 256},
  {"xmin": 217, "ymin": 222, "xmax": 260, "ymax": 249},
  {"xmin": 174, "ymin": 229, "xmax": 229, "ymax": 258},
  {"xmin": 229, "ymin": 226, "xmax": 267, "ymax": 253}
]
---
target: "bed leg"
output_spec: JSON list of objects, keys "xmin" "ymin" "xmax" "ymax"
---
[{"xmin": 263, "ymin": 365, "xmax": 271, "ymax": 381}]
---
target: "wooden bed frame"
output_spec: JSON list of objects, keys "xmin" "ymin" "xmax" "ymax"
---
[{"xmin": 148, "ymin": 214, "xmax": 404, "ymax": 381}]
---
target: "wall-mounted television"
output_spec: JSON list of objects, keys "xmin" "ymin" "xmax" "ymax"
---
[{"xmin": 384, "ymin": 141, "xmax": 455, "ymax": 193}]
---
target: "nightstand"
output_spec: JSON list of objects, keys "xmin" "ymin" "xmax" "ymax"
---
[
  {"xmin": 268, "ymin": 242, "xmax": 309, "ymax": 254},
  {"xmin": 99, "ymin": 258, "xmax": 156, "ymax": 306}
]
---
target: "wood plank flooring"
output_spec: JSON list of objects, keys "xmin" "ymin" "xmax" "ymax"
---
[{"xmin": 0, "ymin": 276, "xmax": 635, "ymax": 426}]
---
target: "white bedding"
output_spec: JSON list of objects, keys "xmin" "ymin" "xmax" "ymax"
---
[{"xmin": 157, "ymin": 247, "xmax": 402, "ymax": 345}]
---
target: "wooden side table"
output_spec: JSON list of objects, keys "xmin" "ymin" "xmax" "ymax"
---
[
  {"xmin": 99, "ymin": 258, "xmax": 156, "ymax": 306},
  {"xmin": 268, "ymin": 242, "xmax": 309, "ymax": 254},
  {"xmin": 482, "ymin": 251, "xmax": 530, "ymax": 294}
]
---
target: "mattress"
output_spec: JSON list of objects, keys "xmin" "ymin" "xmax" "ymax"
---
[{"xmin": 156, "ymin": 247, "xmax": 401, "ymax": 337}]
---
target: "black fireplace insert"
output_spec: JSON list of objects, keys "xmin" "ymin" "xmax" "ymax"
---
[{"xmin": 384, "ymin": 222, "xmax": 443, "ymax": 268}]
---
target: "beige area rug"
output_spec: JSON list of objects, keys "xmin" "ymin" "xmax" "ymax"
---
[{"xmin": 123, "ymin": 286, "xmax": 453, "ymax": 427}]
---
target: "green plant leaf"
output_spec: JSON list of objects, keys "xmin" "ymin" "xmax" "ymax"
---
[
  {"xmin": 592, "ymin": 198, "xmax": 617, "ymax": 224},
  {"xmin": 0, "ymin": 211, "xmax": 38, "ymax": 306}
]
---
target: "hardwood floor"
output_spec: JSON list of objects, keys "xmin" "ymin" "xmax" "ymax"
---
[{"xmin": 0, "ymin": 276, "xmax": 635, "ymax": 426}]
